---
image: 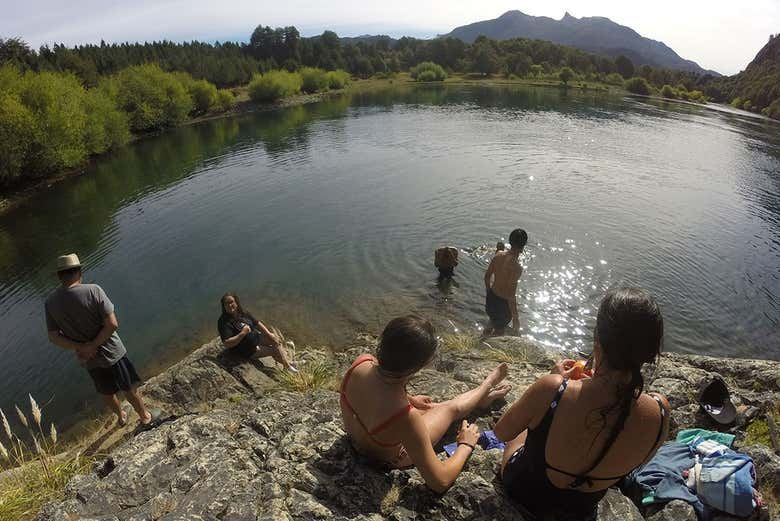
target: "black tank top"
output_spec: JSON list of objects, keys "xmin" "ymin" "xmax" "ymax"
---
[{"xmin": 502, "ymin": 379, "xmax": 665, "ymax": 519}]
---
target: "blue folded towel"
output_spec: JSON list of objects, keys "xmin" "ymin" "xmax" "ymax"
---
[{"xmin": 444, "ymin": 429, "xmax": 506, "ymax": 456}]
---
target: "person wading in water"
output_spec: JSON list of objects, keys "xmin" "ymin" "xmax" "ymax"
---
[{"xmin": 484, "ymin": 229, "xmax": 527, "ymax": 335}]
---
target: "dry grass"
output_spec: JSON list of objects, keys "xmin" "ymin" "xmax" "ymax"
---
[
  {"xmin": 0, "ymin": 396, "xmax": 93, "ymax": 521},
  {"xmin": 380, "ymin": 483, "xmax": 402, "ymax": 515},
  {"xmin": 485, "ymin": 347, "xmax": 517, "ymax": 364},
  {"xmin": 439, "ymin": 333, "xmax": 479, "ymax": 353},
  {"xmin": 275, "ymin": 361, "xmax": 338, "ymax": 393}
]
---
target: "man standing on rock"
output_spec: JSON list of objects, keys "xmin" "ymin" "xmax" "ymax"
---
[
  {"xmin": 483, "ymin": 229, "xmax": 527, "ymax": 335},
  {"xmin": 45, "ymin": 253, "xmax": 153, "ymax": 427}
]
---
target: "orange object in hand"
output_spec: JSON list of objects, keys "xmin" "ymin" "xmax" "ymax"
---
[{"xmin": 570, "ymin": 361, "xmax": 592, "ymax": 380}]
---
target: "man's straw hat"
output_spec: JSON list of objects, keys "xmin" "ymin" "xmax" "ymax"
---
[{"xmin": 56, "ymin": 253, "xmax": 82, "ymax": 272}]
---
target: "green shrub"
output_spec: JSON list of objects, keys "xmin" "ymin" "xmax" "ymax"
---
[
  {"xmin": 248, "ymin": 70, "xmax": 302, "ymax": 102},
  {"xmin": 20, "ymin": 71, "xmax": 88, "ymax": 173},
  {"xmin": 374, "ymin": 71, "xmax": 397, "ymax": 80},
  {"xmin": 189, "ymin": 79, "xmax": 218, "ymax": 115},
  {"xmin": 0, "ymin": 93, "xmax": 35, "ymax": 183},
  {"xmin": 604, "ymin": 73, "xmax": 624, "ymax": 86},
  {"xmin": 410, "ymin": 61, "xmax": 447, "ymax": 82},
  {"xmin": 661, "ymin": 84, "xmax": 675, "ymax": 99},
  {"xmin": 624, "ymin": 76, "xmax": 651, "ymax": 95},
  {"xmin": 172, "ymin": 70, "xmax": 220, "ymax": 114},
  {"xmin": 325, "ymin": 70, "xmax": 351, "ymax": 89},
  {"xmin": 0, "ymin": 64, "xmax": 23, "ymax": 95},
  {"xmin": 743, "ymin": 100, "xmax": 753, "ymax": 111},
  {"xmin": 766, "ymin": 98, "xmax": 780, "ymax": 119},
  {"xmin": 730, "ymin": 96, "xmax": 745, "ymax": 108},
  {"xmin": 82, "ymin": 89, "xmax": 130, "ymax": 155},
  {"xmin": 688, "ymin": 90, "xmax": 707, "ymax": 103},
  {"xmin": 215, "ymin": 89, "xmax": 236, "ymax": 112},
  {"xmin": 300, "ymin": 67, "xmax": 329, "ymax": 94},
  {"xmin": 416, "ymin": 70, "xmax": 437, "ymax": 81},
  {"xmin": 558, "ymin": 67, "xmax": 575, "ymax": 85},
  {"xmin": 112, "ymin": 64, "xmax": 193, "ymax": 132}
]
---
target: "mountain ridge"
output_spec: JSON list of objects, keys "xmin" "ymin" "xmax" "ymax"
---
[{"xmin": 441, "ymin": 10, "xmax": 719, "ymax": 75}]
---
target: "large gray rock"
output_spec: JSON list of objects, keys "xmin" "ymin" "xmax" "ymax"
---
[{"xmin": 36, "ymin": 336, "xmax": 780, "ymax": 520}]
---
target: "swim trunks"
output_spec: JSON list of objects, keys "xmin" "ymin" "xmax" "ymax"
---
[{"xmin": 486, "ymin": 288, "xmax": 512, "ymax": 329}]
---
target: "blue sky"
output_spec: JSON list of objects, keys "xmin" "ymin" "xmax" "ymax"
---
[{"xmin": 2, "ymin": 0, "xmax": 778, "ymax": 75}]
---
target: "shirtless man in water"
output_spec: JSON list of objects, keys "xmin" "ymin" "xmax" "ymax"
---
[{"xmin": 484, "ymin": 229, "xmax": 527, "ymax": 335}]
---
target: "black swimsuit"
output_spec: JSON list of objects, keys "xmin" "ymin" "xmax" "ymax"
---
[{"xmin": 502, "ymin": 379, "xmax": 665, "ymax": 519}]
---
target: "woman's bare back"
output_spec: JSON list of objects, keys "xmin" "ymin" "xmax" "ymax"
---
[
  {"xmin": 340, "ymin": 356, "xmax": 412, "ymax": 461},
  {"xmin": 542, "ymin": 378, "xmax": 669, "ymax": 491}
]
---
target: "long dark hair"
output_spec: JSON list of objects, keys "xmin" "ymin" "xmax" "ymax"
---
[
  {"xmin": 574, "ymin": 287, "xmax": 663, "ymax": 486},
  {"xmin": 376, "ymin": 315, "xmax": 438, "ymax": 377},
  {"xmin": 220, "ymin": 292, "xmax": 246, "ymax": 317}
]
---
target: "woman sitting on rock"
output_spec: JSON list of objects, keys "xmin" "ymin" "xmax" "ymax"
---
[
  {"xmin": 495, "ymin": 287, "xmax": 670, "ymax": 519},
  {"xmin": 340, "ymin": 315, "xmax": 511, "ymax": 493},
  {"xmin": 217, "ymin": 293, "xmax": 297, "ymax": 372}
]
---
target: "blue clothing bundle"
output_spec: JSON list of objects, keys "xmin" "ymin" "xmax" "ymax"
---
[
  {"xmin": 623, "ymin": 429, "xmax": 756, "ymax": 520},
  {"xmin": 697, "ymin": 453, "xmax": 755, "ymax": 517},
  {"xmin": 443, "ymin": 430, "xmax": 505, "ymax": 456}
]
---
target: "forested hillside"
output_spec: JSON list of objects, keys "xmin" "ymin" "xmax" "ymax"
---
[{"xmin": 716, "ymin": 34, "xmax": 780, "ymax": 117}]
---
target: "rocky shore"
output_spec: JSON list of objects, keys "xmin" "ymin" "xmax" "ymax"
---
[{"xmin": 36, "ymin": 335, "xmax": 780, "ymax": 520}]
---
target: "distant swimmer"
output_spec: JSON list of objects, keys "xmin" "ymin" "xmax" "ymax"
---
[
  {"xmin": 483, "ymin": 229, "xmax": 527, "ymax": 335},
  {"xmin": 434, "ymin": 246, "xmax": 459, "ymax": 280},
  {"xmin": 496, "ymin": 241, "xmax": 506, "ymax": 253}
]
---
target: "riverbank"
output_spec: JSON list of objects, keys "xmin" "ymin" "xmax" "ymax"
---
[
  {"xmin": 0, "ymin": 85, "xmax": 346, "ymax": 217},
  {"xmin": 14, "ymin": 332, "xmax": 780, "ymax": 521},
  {"xmin": 0, "ymin": 73, "xmax": 621, "ymax": 216}
]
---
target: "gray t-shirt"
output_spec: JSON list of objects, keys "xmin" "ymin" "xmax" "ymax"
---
[{"xmin": 45, "ymin": 283, "xmax": 127, "ymax": 369}]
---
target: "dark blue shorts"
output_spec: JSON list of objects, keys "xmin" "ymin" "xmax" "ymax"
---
[
  {"xmin": 486, "ymin": 288, "xmax": 512, "ymax": 329},
  {"xmin": 87, "ymin": 356, "xmax": 142, "ymax": 395}
]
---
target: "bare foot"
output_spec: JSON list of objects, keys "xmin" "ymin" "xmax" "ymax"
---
[
  {"xmin": 478, "ymin": 384, "xmax": 513, "ymax": 408},
  {"xmin": 139, "ymin": 411, "xmax": 153, "ymax": 425},
  {"xmin": 117, "ymin": 410, "xmax": 128, "ymax": 427},
  {"xmin": 484, "ymin": 363, "xmax": 509, "ymax": 388}
]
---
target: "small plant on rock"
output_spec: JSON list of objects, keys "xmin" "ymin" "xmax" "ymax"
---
[
  {"xmin": 439, "ymin": 333, "xmax": 478, "ymax": 352},
  {"xmin": 275, "ymin": 361, "xmax": 338, "ymax": 393}
]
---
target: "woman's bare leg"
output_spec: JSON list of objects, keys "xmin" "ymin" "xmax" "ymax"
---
[
  {"xmin": 501, "ymin": 430, "xmax": 528, "ymax": 474},
  {"xmin": 255, "ymin": 343, "xmax": 293, "ymax": 368},
  {"xmin": 420, "ymin": 363, "xmax": 511, "ymax": 445}
]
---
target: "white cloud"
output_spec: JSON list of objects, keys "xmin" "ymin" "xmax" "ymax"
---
[{"xmin": 1, "ymin": 0, "xmax": 777, "ymax": 74}]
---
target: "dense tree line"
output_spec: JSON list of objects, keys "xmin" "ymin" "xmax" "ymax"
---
[
  {"xmin": 0, "ymin": 37, "xmax": 263, "ymax": 88},
  {"xmin": 3, "ymin": 28, "xmax": 776, "ymax": 115},
  {"xmin": 1, "ymin": 26, "xmax": 777, "ymax": 188},
  {"xmin": 0, "ymin": 30, "xmax": 714, "ymax": 91}
]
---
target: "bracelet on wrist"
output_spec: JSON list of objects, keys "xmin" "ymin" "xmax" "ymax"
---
[{"xmin": 458, "ymin": 442, "xmax": 475, "ymax": 451}]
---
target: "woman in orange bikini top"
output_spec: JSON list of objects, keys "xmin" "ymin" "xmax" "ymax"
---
[{"xmin": 339, "ymin": 315, "xmax": 512, "ymax": 493}]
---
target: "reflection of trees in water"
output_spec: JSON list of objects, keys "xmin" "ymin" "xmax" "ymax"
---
[
  {"xmin": 349, "ymin": 84, "xmax": 625, "ymax": 122},
  {"xmin": 0, "ymin": 96, "xmax": 356, "ymax": 290},
  {"xmin": 240, "ymin": 94, "xmax": 353, "ymax": 157}
]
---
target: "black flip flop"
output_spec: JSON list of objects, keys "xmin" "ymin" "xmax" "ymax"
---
[
  {"xmin": 133, "ymin": 407, "xmax": 165, "ymax": 435},
  {"xmin": 697, "ymin": 374, "xmax": 737, "ymax": 425}
]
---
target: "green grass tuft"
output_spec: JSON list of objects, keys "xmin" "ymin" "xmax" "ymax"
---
[{"xmin": 744, "ymin": 419, "xmax": 772, "ymax": 447}]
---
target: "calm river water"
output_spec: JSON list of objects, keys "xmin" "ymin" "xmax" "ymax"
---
[{"xmin": 1, "ymin": 85, "xmax": 779, "ymax": 431}]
